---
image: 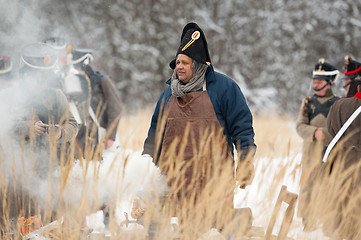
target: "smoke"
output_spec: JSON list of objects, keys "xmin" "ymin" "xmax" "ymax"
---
[{"xmin": 0, "ymin": 0, "xmax": 170, "ymax": 225}]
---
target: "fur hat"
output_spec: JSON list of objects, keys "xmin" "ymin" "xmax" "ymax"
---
[{"xmin": 169, "ymin": 22, "xmax": 211, "ymax": 69}]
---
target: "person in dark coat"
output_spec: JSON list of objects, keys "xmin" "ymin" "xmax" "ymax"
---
[
  {"xmin": 142, "ymin": 22, "xmax": 256, "ymax": 234},
  {"xmin": 71, "ymin": 49, "xmax": 122, "ymax": 155}
]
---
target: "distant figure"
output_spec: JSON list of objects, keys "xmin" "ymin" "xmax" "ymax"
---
[
  {"xmin": 0, "ymin": 42, "xmax": 78, "ymax": 234},
  {"xmin": 296, "ymin": 59, "xmax": 339, "ymax": 172},
  {"xmin": 71, "ymin": 48, "xmax": 122, "ymax": 155},
  {"xmin": 44, "ymin": 38, "xmax": 94, "ymax": 159},
  {"xmin": 13, "ymin": 42, "xmax": 79, "ymax": 169}
]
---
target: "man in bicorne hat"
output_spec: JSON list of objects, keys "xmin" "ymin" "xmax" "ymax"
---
[{"xmin": 142, "ymin": 22, "xmax": 256, "ymax": 233}]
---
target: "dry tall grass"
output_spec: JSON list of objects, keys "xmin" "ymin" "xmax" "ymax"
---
[{"xmin": 1, "ymin": 109, "xmax": 360, "ymax": 240}]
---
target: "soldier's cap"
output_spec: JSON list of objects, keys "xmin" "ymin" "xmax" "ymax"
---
[
  {"xmin": 312, "ymin": 58, "xmax": 339, "ymax": 82},
  {"xmin": 169, "ymin": 22, "xmax": 211, "ymax": 69},
  {"xmin": 71, "ymin": 48, "xmax": 94, "ymax": 66},
  {"xmin": 343, "ymin": 55, "xmax": 361, "ymax": 79},
  {"xmin": 0, "ymin": 54, "xmax": 12, "ymax": 75},
  {"xmin": 20, "ymin": 42, "xmax": 58, "ymax": 70},
  {"xmin": 43, "ymin": 37, "xmax": 67, "ymax": 51}
]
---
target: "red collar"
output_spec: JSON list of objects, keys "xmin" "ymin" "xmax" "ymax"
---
[{"xmin": 354, "ymin": 92, "xmax": 361, "ymax": 99}]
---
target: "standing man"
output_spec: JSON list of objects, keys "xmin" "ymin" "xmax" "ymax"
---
[
  {"xmin": 71, "ymin": 48, "xmax": 122, "ymax": 154},
  {"xmin": 323, "ymin": 57, "xmax": 361, "ymax": 240},
  {"xmin": 143, "ymin": 22, "xmax": 256, "ymax": 233},
  {"xmin": 0, "ymin": 43, "xmax": 79, "ymax": 234},
  {"xmin": 14, "ymin": 43, "xmax": 79, "ymax": 155},
  {"xmin": 296, "ymin": 58, "xmax": 339, "ymax": 231},
  {"xmin": 296, "ymin": 59, "xmax": 339, "ymax": 171}
]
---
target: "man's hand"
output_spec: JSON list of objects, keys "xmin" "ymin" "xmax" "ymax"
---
[
  {"xmin": 236, "ymin": 147, "xmax": 256, "ymax": 189},
  {"xmin": 34, "ymin": 121, "xmax": 47, "ymax": 136},
  {"xmin": 104, "ymin": 139, "xmax": 114, "ymax": 149},
  {"xmin": 236, "ymin": 159, "xmax": 255, "ymax": 189},
  {"xmin": 314, "ymin": 128, "xmax": 325, "ymax": 141}
]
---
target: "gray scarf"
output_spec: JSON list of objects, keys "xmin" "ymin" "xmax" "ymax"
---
[{"xmin": 171, "ymin": 60, "xmax": 208, "ymax": 97}]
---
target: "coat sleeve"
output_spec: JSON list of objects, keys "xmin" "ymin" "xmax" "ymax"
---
[
  {"xmin": 296, "ymin": 98, "xmax": 317, "ymax": 141},
  {"xmin": 221, "ymin": 80, "xmax": 256, "ymax": 151},
  {"xmin": 56, "ymin": 89, "xmax": 79, "ymax": 143},
  {"xmin": 100, "ymin": 76, "xmax": 122, "ymax": 140}
]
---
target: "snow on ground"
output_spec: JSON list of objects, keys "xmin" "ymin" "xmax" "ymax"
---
[
  {"xmin": 235, "ymin": 152, "xmax": 329, "ymax": 239},
  {"xmin": 74, "ymin": 142, "xmax": 330, "ymax": 239}
]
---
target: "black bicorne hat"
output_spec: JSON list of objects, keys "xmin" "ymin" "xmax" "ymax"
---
[
  {"xmin": 343, "ymin": 55, "xmax": 361, "ymax": 80},
  {"xmin": 312, "ymin": 58, "xmax": 339, "ymax": 83},
  {"xmin": 169, "ymin": 22, "xmax": 211, "ymax": 69}
]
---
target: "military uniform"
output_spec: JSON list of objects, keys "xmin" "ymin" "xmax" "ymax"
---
[
  {"xmin": 320, "ymin": 60, "xmax": 361, "ymax": 240},
  {"xmin": 0, "ymin": 43, "xmax": 79, "ymax": 234},
  {"xmin": 296, "ymin": 59, "xmax": 339, "ymax": 169},
  {"xmin": 69, "ymin": 49, "xmax": 122, "ymax": 156},
  {"xmin": 296, "ymin": 91, "xmax": 338, "ymax": 167},
  {"xmin": 297, "ymin": 59, "xmax": 339, "ymax": 231}
]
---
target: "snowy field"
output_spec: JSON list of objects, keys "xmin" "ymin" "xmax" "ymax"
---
[
  {"xmin": 76, "ymin": 113, "xmax": 331, "ymax": 239},
  {"xmin": 1, "ymin": 112, "xmax": 333, "ymax": 239}
]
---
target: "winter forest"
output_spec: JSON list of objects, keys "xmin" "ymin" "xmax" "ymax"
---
[{"xmin": 1, "ymin": 0, "xmax": 361, "ymax": 114}]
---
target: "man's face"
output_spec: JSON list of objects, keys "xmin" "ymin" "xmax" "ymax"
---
[
  {"xmin": 176, "ymin": 54, "xmax": 193, "ymax": 84},
  {"xmin": 313, "ymin": 78, "xmax": 330, "ymax": 96}
]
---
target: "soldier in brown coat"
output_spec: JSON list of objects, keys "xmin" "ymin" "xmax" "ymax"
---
[
  {"xmin": 296, "ymin": 59, "xmax": 339, "ymax": 172},
  {"xmin": 322, "ymin": 57, "xmax": 361, "ymax": 240}
]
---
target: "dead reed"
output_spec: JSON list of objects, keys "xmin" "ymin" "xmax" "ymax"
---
[{"xmin": 0, "ymin": 110, "xmax": 360, "ymax": 240}]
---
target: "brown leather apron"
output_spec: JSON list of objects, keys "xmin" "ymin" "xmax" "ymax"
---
[{"xmin": 158, "ymin": 86, "xmax": 231, "ymax": 199}]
